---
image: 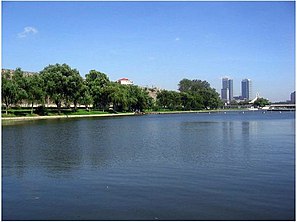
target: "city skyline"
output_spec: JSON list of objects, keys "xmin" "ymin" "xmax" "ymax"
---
[
  {"xmin": 3, "ymin": 65, "xmax": 293, "ymax": 103},
  {"xmin": 221, "ymin": 77, "xmax": 257, "ymax": 102},
  {"xmin": 2, "ymin": 1, "xmax": 295, "ymax": 102},
  {"xmin": 221, "ymin": 77, "xmax": 233, "ymax": 103},
  {"xmin": 241, "ymin": 79, "xmax": 252, "ymax": 100}
]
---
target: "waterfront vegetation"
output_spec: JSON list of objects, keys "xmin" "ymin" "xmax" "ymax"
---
[
  {"xmin": 2, "ymin": 63, "xmax": 272, "ymax": 119},
  {"xmin": 1, "ymin": 108, "xmax": 113, "ymax": 118},
  {"xmin": 2, "ymin": 63, "xmax": 224, "ymax": 117}
]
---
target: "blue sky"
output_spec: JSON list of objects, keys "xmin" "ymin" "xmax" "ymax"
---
[{"xmin": 2, "ymin": 1, "xmax": 295, "ymax": 102}]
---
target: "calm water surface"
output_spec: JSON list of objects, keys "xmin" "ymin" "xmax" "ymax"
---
[{"xmin": 2, "ymin": 111, "xmax": 295, "ymax": 220}]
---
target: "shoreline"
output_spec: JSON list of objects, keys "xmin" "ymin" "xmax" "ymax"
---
[
  {"xmin": 1, "ymin": 109, "xmax": 245, "ymax": 123},
  {"xmin": 1, "ymin": 112, "xmax": 136, "ymax": 122},
  {"xmin": 147, "ymin": 110, "xmax": 231, "ymax": 114},
  {"xmin": 2, "ymin": 108, "xmax": 291, "ymax": 123}
]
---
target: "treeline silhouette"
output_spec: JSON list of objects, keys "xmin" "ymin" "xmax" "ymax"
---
[{"xmin": 2, "ymin": 63, "xmax": 222, "ymax": 115}]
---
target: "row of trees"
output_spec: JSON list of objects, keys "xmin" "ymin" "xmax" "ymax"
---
[
  {"xmin": 2, "ymin": 63, "xmax": 223, "ymax": 115},
  {"xmin": 156, "ymin": 79, "xmax": 222, "ymax": 110},
  {"xmin": 2, "ymin": 64, "xmax": 154, "ymax": 115}
]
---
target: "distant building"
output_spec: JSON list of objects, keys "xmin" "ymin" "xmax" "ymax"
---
[
  {"xmin": 291, "ymin": 91, "xmax": 295, "ymax": 103},
  {"xmin": 142, "ymin": 86, "xmax": 161, "ymax": 101},
  {"xmin": 117, "ymin": 78, "xmax": 133, "ymax": 85},
  {"xmin": 2, "ymin": 69, "xmax": 14, "ymax": 75},
  {"xmin": 241, "ymin": 79, "xmax": 251, "ymax": 100},
  {"xmin": 221, "ymin": 77, "xmax": 233, "ymax": 103},
  {"xmin": 2, "ymin": 68, "xmax": 38, "ymax": 77},
  {"xmin": 233, "ymin": 96, "xmax": 244, "ymax": 101},
  {"xmin": 228, "ymin": 79, "xmax": 233, "ymax": 101}
]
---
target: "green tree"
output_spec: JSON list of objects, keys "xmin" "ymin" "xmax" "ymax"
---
[
  {"xmin": 40, "ymin": 63, "xmax": 81, "ymax": 114},
  {"xmin": 178, "ymin": 79, "xmax": 193, "ymax": 92},
  {"xmin": 85, "ymin": 70, "xmax": 110, "ymax": 110},
  {"xmin": 1, "ymin": 68, "xmax": 32, "ymax": 114},
  {"xmin": 253, "ymin": 98, "xmax": 270, "ymax": 107},
  {"xmin": 200, "ymin": 88, "xmax": 222, "ymax": 109},
  {"xmin": 238, "ymin": 100, "xmax": 250, "ymax": 105},
  {"xmin": 102, "ymin": 83, "xmax": 153, "ymax": 112},
  {"xmin": 107, "ymin": 83, "xmax": 129, "ymax": 112},
  {"xmin": 180, "ymin": 92, "xmax": 204, "ymax": 110},
  {"xmin": 78, "ymin": 82, "xmax": 93, "ymax": 110},
  {"xmin": 65, "ymin": 71, "xmax": 84, "ymax": 111},
  {"xmin": 157, "ymin": 90, "xmax": 181, "ymax": 110},
  {"xmin": 178, "ymin": 79, "xmax": 211, "ymax": 93},
  {"xmin": 156, "ymin": 90, "xmax": 170, "ymax": 109},
  {"xmin": 12, "ymin": 68, "xmax": 28, "ymax": 104},
  {"xmin": 178, "ymin": 78, "xmax": 221, "ymax": 109},
  {"xmin": 2, "ymin": 71, "xmax": 18, "ymax": 115},
  {"xmin": 126, "ymin": 85, "xmax": 152, "ymax": 112},
  {"xmin": 26, "ymin": 74, "xmax": 45, "ymax": 114}
]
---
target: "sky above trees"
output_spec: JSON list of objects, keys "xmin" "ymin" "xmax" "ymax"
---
[{"xmin": 2, "ymin": 1, "xmax": 295, "ymax": 102}]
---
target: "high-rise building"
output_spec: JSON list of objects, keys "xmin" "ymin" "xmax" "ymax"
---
[
  {"xmin": 228, "ymin": 79, "xmax": 233, "ymax": 101},
  {"xmin": 290, "ymin": 91, "xmax": 295, "ymax": 103},
  {"xmin": 221, "ymin": 77, "xmax": 233, "ymax": 103},
  {"xmin": 241, "ymin": 79, "xmax": 251, "ymax": 100}
]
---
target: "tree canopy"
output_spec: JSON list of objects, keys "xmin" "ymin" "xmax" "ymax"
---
[
  {"xmin": 177, "ymin": 78, "xmax": 222, "ymax": 109},
  {"xmin": 85, "ymin": 70, "xmax": 110, "ymax": 109},
  {"xmin": 253, "ymin": 98, "xmax": 270, "ymax": 107},
  {"xmin": 2, "ymin": 64, "xmax": 223, "ymax": 115},
  {"xmin": 40, "ymin": 63, "xmax": 83, "ymax": 114},
  {"xmin": 2, "ymin": 70, "xmax": 19, "ymax": 114}
]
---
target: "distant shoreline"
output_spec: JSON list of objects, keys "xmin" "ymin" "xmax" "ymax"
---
[
  {"xmin": 2, "ymin": 112, "xmax": 136, "ymax": 122},
  {"xmin": 1, "ymin": 109, "xmax": 245, "ymax": 123},
  {"xmin": 2, "ymin": 108, "xmax": 291, "ymax": 124}
]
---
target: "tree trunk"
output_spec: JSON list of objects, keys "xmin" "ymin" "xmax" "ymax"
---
[
  {"xmin": 4, "ymin": 99, "xmax": 8, "ymax": 115},
  {"xmin": 74, "ymin": 102, "xmax": 77, "ymax": 112},
  {"xmin": 31, "ymin": 102, "xmax": 34, "ymax": 115},
  {"xmin": 56, "ymin": 102, "xmax": 61, "ymax": 115}
]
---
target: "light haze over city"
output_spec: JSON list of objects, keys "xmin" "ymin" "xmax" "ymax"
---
[{"xmin": 2, "ymin": 1, "xmax": 295, "ymax": 102}]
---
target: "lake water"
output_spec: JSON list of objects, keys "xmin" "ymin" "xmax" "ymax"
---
[{"xmin": 2, "ymin": 111, "xmax": 295, "ymax": 220}]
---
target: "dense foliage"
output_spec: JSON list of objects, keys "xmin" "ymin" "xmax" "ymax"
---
[
  {"xmin": 39, "ymin": 64, "xmax": 83, "ymax": 114},
  {"xmin": 155, "ymin": 78, "xmax": 222, "ymax": 110},
  {"xmin": 2, "ymin": 64, "xmax": 222, "ymax": 115},
  {"xmin": 2, "ymin": 70, "xmax": 19, "ymax": 115},
  {"xmin": 253, "ymin": 98, "xmax": 270, "ymax": 107}
]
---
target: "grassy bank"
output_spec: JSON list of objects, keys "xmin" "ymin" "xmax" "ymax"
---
[
  {"xmin": 2, "ymin": 112, "xmax": 136, "ymax": 123},
  {"xmin": 2, "ymin": 108, "xmax": 112, "ymax": 117},
  {"xmin": 2, "ymin": 107, "xmax": 136, "ymax": 123},
  {"xmin": 2, "ymin": 107, "xmax": 251, "ymax": 124}
]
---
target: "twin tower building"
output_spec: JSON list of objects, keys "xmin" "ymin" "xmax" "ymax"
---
[{"xmin": 221, "ymin": 77, "xmax": 251, "ymax": 103}]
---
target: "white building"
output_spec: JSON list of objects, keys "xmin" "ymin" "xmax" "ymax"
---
[{"xmin": 117, "ymin": 78, "xmax": 133, "ymax": 85}]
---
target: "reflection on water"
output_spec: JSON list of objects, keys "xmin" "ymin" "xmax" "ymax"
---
[
  {"xmin": 4, "ymin": 120, "xmax": 268, "ymax": 175},
  {"xmin": 2, "ymin": 112, "xmax": 295, "ymax": 220}
]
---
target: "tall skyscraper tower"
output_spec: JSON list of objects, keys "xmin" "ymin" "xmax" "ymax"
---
[
  {"xmin": 221, "ymin": 77, "xmax": 233, "ymax": 103},
  {"xmin": 241, "ymin": 79, "xmax": 251, "ymax": 100},
  {"xmin": 228, "ymin": 79, "xmax": 233, "ymax": 101},
  {"xmin": 290, "ymin": 91, "xmax": 295, "ymax": 103}
]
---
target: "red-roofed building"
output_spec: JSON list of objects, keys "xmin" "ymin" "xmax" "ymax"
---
[{"xmin": 117, "ymin": 78, "xmax": 133, "ymax": 85}]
